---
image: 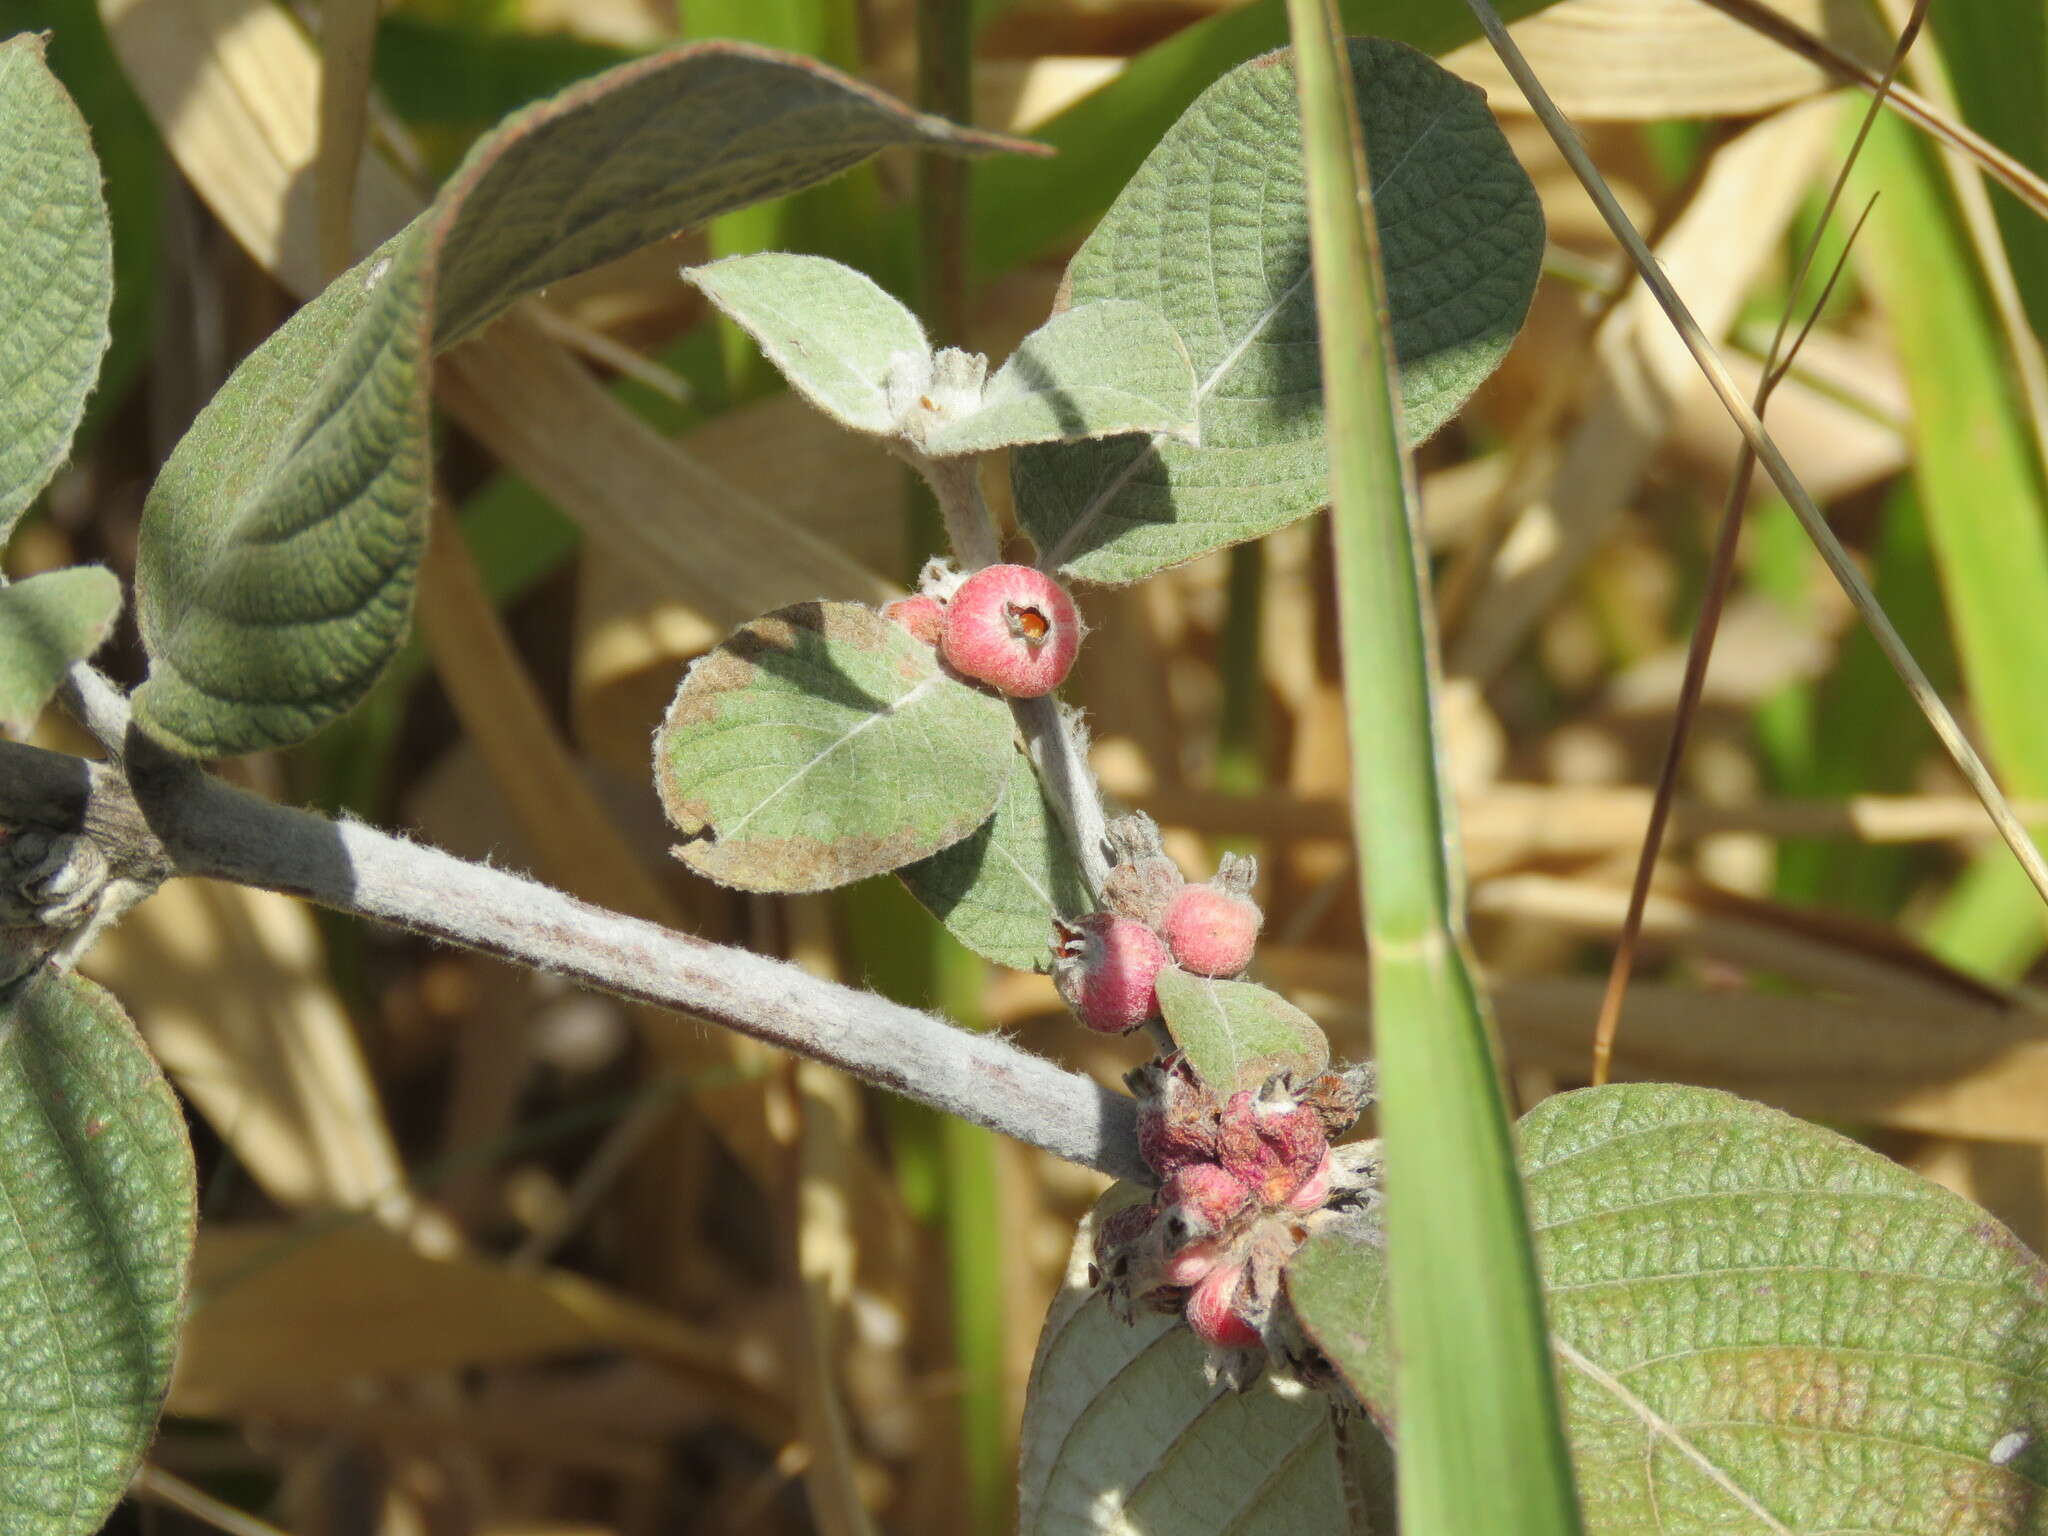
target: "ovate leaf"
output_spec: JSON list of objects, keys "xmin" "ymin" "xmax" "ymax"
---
[
  {"xmin": 897, "ymin": 745, "xmax": 1091, "ymax": 970},
  {"xmin": 133, "ymin": 45, "xmax": 1023, "ymax": 758},
  {"xmin": 0, "ymin": 35, "xmax": 112, "ymax": 538},
  {"xmin": 1285, "ymin": 1084, "xmax": 2048, "ymax": 1533},
  {"xmin": 0, "ymin": 567, "xmax": 121, "ymax": 733},
  {"xmin": 1155, "ymin": 968, "xmax": 1329, "ymax": 1095},
  {"xmin": 1012, "ymin": 38, "xmax": 1541, "ymax": 585},
  {"xmin": 1020, "ymin": 1190, "xmax": 1377, "ymax": 1535},
  {"xmin": 655, "ymin": 601, "xmax": 1014, "ymax": 892},
  {"xmin": 924, "ymin": 301, "xmax": 1198, "ymax": 456},
  {"xmin": 0, "ymin": 968, "xmax": 195, "ymax": 1536},
  {"xmin": 682, "ymin": 252, "xmax": 928, "ymax": 435}
]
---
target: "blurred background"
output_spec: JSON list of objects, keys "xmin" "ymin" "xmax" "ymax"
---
[{"xmin": 7, "ymin": 0, "xmax": 2048, "ymax": 1531}]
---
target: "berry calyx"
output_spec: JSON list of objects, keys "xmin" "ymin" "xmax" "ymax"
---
[
  {"xmin": 882, "ymin": 593, "xmax": 945, "ymax": 645},
  {"xmin": 1052, "ymin": 913, "xmax": 1168, "ymax": 1034},
  {"xmin": 939, "ymin": 563, "xmax": 1082, "ymax": 698},
  {"xmin": 1163, "ymin": 861, "xmax": 1263, "ymax": 979},
  {"xmin": 1101, "ymin": 811, "xmax": 1186, "ymax": 930},
  {"xmin": 1129, "ymin": 1055, "xmax": 1221, "ymax": 1178}
]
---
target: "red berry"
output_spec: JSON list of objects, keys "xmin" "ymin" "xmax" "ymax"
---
[
  {"xmin": 1218, "ymin": 1088, "xmax": 1329, "ymax": 1206},
  {"xmin": 883, "ymin": 593, "xmax": 945, "ymax": 645},
  {"xmin": 1130, "ymin": 1056, "xmax": 1221, "ymax": 1178},
  {"xmin": 939, "ymin": 564, "xmax": 1082, "ymax": 698},
  {"xmin": 1284, "ymin": 1148, "xmax": 1334, "ymax": 1211},
  {"xmin": 1185, "ymin": 1263, "xmax": 1261, "ymax": 1349},
  {"xmin": 1053, "ymin": 913, "xmax": 1168, "ymax": 1033},
  {"xmin": 1159, "ymin": 1163, "xmax": 1251, "ymax": 1240},
  {"xmin": 1163, "ymin": 882, "xmax": 1262, "ymax": 979}
]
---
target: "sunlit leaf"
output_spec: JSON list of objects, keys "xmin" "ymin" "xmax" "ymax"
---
[{"xmin": 1154, "ymin": 969, "xmax": 1329, "ymax": 1095}]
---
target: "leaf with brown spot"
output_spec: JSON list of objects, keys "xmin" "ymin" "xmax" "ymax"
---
[
  {"xmin": 654, "ymin": 601, "xmax": 1015, "ymax": 893},
  {"xmin": 1286, "ymin": 1084, "xmax": 2048, "ymax": 1533}
]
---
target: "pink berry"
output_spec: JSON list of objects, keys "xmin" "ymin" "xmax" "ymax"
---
[
  {"xmin": 1218, "ymin": 1088, "xmax": 1329, "ymax": 1206},
  {"xmin": 939, "ymin": 563, "xmax": 1081, "ymax": 698},
  {"xmin": 1159, "ymin": 1163, "xmax": 1251, "ymax": 1241},
  {"xmin": 1163, "ymin": 883, "xmax": 1263, "ymax": 979},
  {"xmin": 883, "ymin": 593, "xmax": 945, "ymax": 645},
  {"xmin": 1053, "ymin": 913, "xmax": 1168, "ymax": 1034},
  {"xmin": 1130, "ymin": 1056, "xmax": 1221, "ymax": 1178},
  {"xmin": 1185, "ymin": 1263, "xmax": 1261, "ymax": 1349},
  {"xmin": 1284, "ymin": 1148, "xmax": 1334, "ymax": 1211}
]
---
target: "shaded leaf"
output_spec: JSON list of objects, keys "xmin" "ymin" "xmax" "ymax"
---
[
  {"xmin": 1286, "ymin": 1084, "xmax": 2048, "ymax": 1533},
  {"xmin": 925, "ymin": 301, "xmax": 1198, "ymax": 456},
  {"xmin": 0, "ymin": 968, "xmax": 195, "ymax": 1536},
  {"xmin": 897, "ymin": 745, "xmax": 1091, "ymax": 970},
  {"xmin": 682, "ymin": 251, "xmax": 927, "ymax": 435},
  {"xmin": 1155, "ymin": 969, "xmax": 1329, "ymax": 1095},
  {"xmin": 1012, "ymin": 38, "xmax": 1541, "ymax": 585},
  {"xmin": 655, "ymin": 601, "xmax": 1014, "ymax": 893},
  {"xmin": 1019, "ymin": 1189, "xmax": 1375, "ymax": 1535},
  {"xmin": 0, "ymin": 35, "xmax": 111, "ymax": 538},
  {"xmin": 132, "ymin": 44, "xmax": 1023, "ymax": 758},
  {"xmin": 0, "ymin": 566, "xmax": 121, "ymax": 733}
]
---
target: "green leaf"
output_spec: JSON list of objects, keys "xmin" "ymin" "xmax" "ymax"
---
[
  {"xmin": 1011, "ymin": 38, "xmax": 1542, "ymax": 586},
  {"xmin": 1154, "ymin": 969, "xmax": 1328, "ymax": 1095},
  {"xmin": 924, "ymin": 301, "xmax": 1198, "ymax": 456},
  {"xmin": 681, "ymin": 252, "xmax": 927, "ymax": 435},
  {"xmin": 896, "ymin": 745, "xmax": 1090, "ymax": 970},
  {"xmin": 1286, "ymin": 1083, "xmax": 2048, "ymax": 1533},
  {"xmin": 0, "ymin": 34, "xmax": 112, "ymax": 539},
  {"xmin": 131, "ymin": 44, "xmax": 1022, "ymax": 759},
  {"xmin": 1020, "ymin": 1190, "xmax": 1381, "ymax": 1535},
  {"xmin": 655, "ymin": 600, "xmax": 1015, "ymax": 893},
  {"xmin": 0, "ymin": 968, "xmax": 196, "ymax": 1536},
  {"xmin": 0, "ymin": 566, "xmax": 121, "ymax": 733}
]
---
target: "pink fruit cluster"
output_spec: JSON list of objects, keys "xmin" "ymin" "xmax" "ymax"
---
[
  {"xmin": 885, "ymin": 563, "xmax": 1083, "ymax": 699},
  {"xmin": 1091, "ymin": 1054, "xmax": 1377, "ymax": 1358},
  {"xmin": 1051, "ymin": 813, "xmax": 1265, "ymax": 1036}
]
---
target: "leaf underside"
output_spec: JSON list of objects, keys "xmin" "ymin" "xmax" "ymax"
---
[
  {"xmin": 1285, "ymin": 1083, "xmax": 2048, "ymax": 1534},
  {"xmin": 132, "ymin": 44, "xmax": 1021, "ymax": 758},
  {"xmin": 1013, "ymin": 37, "xmax": 1543, "ymax": 586},
  {"xmin": 0, "ymin": 970, "xmax": 196, "ymax": 1536},
  {"xmin": 897, "ymin": 745, "xmax": 1092, "ymax": 970},
  {"xmin": 655, "ymin": 601, "xmax": 1016, "ymax": 893},
  {"xmin": 1019, "ymin": 1190, "xmax": 1381, "ymax": 1535},
  {"xmin": 1154, "ymin": 968, "xmax": 1331, "ymax": 1096},
  {"xmin": 0, "ymin": 36, "xmax": 112, "ymax": 539}
]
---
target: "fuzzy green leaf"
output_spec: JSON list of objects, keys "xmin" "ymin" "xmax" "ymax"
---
[
  {"xmin": 1013, "ymin": 38, "xmax": 1541, "ymax": 585},
  {"xmin": 1020, "ymin": 1189, "xmax": 1386, "ymax": 1535},
  {"xmin": 132, "ymin": 45, "xmax": 1021, "ymax": 759},
  {"xmin": 0, "ymin": 968, "xmax": 195, "ymax": 1536},
  {"xmin": 682, "ymin": 252, "xmax": 928, "ymax": 435},
  {"xmin": 0, "ymin": 566, "xmax": 121, "ymax": 733},
  {"xmin": 925, "ymin": 301, "xmax": 1198, "ymax": 456},
  {"xmin": 1285, "ymin": 1084, "xmax": 2048, "ymax": 1533},
  {"xmin": 655, "ymin": 601, "xmax": 1014, "ymax": 893},
  {"xmin": 1155, "ymin": 969, "xmax": 1330, "ymax": 1095},
  {"xmin": 896, "ymin": 745, "xmax": 1091, "ymax": 970},
  {"xmin": 0, "ymin": 36, "xmax": 112, "ymax": 539}
]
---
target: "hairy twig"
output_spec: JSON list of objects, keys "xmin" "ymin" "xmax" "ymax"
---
[{"xmin": 0, "ymin": 733, "xmax": 1145, "ymax": 1183}]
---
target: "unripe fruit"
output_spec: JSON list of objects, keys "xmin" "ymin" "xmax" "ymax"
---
[
  {"xmin": 1284, "ymin": 1148, "xmax": 1334, "ymax": 1211},
  {"xmin": 1053, "ymin": 913, "xmax": 1168, "ymax": 1033},
  {"xmin": 882, "ymin": 593, "xmax": 945, "ymax": 645},
  {"xmin": 1163, "ymin": 882, "xmax": 1263, "ymax": 979},
  {"xmin": 1159, "ymin": 1163, "xmax": 1251, "ymax": 1243},
  {"xmin": 1185, "ymin": 1263, "xmax": 1261, "ymax": 1349},
  {"xmin": 1218, "ymin": 1087, "xmax": 1330, "ymax": 1206},
  {"xmin": 939, "ymin": 564, "xmax": 1081, "ymax": 698},
  {"xmin": 1101, "ymin": 811, "xmax": 1186, "ymax": 930},
  {"xmin": 1090, "ymin": 1199, "xmax": 1159, "ymax": 1291}
]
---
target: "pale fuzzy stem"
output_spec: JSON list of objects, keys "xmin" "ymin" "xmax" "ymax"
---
[
  {"xmin": 916, "ymin": 450, "xmax": 1115, "ymax": 901},
  {"xmin": 0, "ymin": 733, "xmax": 1146, "ymax": 1183}
]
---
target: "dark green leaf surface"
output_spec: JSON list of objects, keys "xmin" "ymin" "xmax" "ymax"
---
[
  {"xmin": 1154, "ymin": 969, "xmax": 1329, "ymax": 1095},
  {"xmin": 132, "ymin": 43, "xmax": 1021, "ymax": 758},
  {"xmin": 1019, "ymin": 1190, "xmax": 1371, "ymax": 1535},
  {"xmin": 897, "ymin": 746, "xmax": 1091, "ymax": 971},
  {"xmin": 1286, "ymin": 1084, "xmax": 2048, "ymax": 1533},
  {"xmin": 0, "ymin": 35, "xmax": 111, "ymax": 537},
  {"xmin": 655, "ymin": 601, "xmax": 1015, "ymax": 893},
  {"xmin": 1012, "ymin": 38, "xmax": 1541, "ymax": 586},
  {"xmin": 0, "ymin": 566, "xmax": 121, "ymax": 732},
  {"xmin": 0, "ymin": 969, "xmax": 195, "ymax": 1536}
]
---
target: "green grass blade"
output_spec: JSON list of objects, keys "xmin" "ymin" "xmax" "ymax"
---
[{"xmin": 1284, "ymin": 3, "xmax": 1580, "ymax": 1531}]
